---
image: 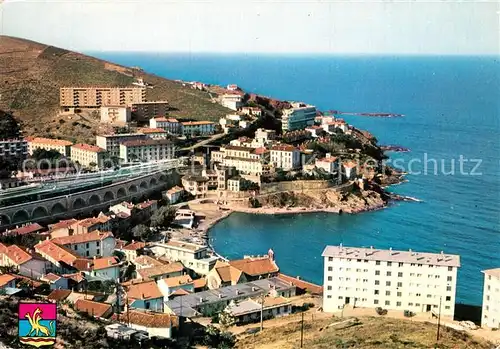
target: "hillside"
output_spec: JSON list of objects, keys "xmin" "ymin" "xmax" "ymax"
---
[
  {"xmin": 236, "ymin": 316, "xmax": 493, "ymax": 349},
  {"xmin": 0, "ymin": 35, "xmax": 231, "ymax": 143}
]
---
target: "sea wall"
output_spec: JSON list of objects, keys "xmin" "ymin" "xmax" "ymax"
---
[{"xmin": 260, "ymin": 180, "xmax": 351, "ymax": 194}]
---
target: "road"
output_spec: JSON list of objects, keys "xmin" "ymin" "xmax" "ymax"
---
[{"xmin": 180, "ymin": 133, "xmax": 226, "ymax": 151}]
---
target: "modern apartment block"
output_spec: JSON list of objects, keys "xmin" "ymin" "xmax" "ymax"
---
[
  {"xmin": 481, "ymin": 268, "xmax": 500, "ymax": 329},
  {"xmin": 60, "ymin": 87, "xmax": 146, "ymax": 108},
  {"xmin": 281, "ymin": 102, "xmax": 317, "ymax": 132},
  {"xmin": 119, "ymin": 139, "xmax": 175, "ymax": 163},
  {"xmin": 96, "ymin": 133, "xmax": 149, "ymax": 158},
  {"xmin": 131, "ymin": 101, "xmax": 170, "ymax": 120},
  {"xmin": 181, "ymin": 121, "xmax": 215, "ymax": 136},
  {"xmin": 0, "ymin": 139, "xmax": 28, "ymax": 160},
  {"xmin": 27, "ymin": 137, "xmax": 73, "ymax": 157},
  {"xmin": 70, "ymin": 143, "xmax": 108, "ymax": 168},
  {"xmin": 322, "ymin": 245, "xmax": 460, "ymax": 318}
]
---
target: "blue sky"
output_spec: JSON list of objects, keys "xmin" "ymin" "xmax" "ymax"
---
[{"xmin": 1, "ymin": 0, "xmax": 498, "ymax": 54}]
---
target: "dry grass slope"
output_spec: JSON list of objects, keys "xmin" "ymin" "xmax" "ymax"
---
[
  {"xmin": 0, "ymin": 35, "xmax": 230, "ymax": 143},
  {"xmin": 236, "ymin": 316, "xmax": 493, "ymax": 349}
]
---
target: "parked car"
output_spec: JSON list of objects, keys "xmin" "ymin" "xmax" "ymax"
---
[{"xmin": 459, "ymin": 320, "xmax": 477, "ymax": 330}]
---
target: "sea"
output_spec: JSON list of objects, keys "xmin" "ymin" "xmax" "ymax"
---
[{"xmin": 93, "ymin": 53, "xmax": 500, "ymax": 306}]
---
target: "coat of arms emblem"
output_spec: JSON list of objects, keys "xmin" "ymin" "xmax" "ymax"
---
[{"xmin": 18, "ymin": 303, "xmax": 57, "ymax": 347}]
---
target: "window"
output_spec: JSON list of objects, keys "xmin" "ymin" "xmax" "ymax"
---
[
  {"xmin": 415, "ymin": 303, "xmax": 420, "ymax": 307},
  {"xmin": 356, "ymin": 269, "xmax": 361, "ymax": 272},
  {"xmin": 96, "ymin": 249, "xmax": 100, "ymax": 255},
  {"xmin": 408, "ymin": 302, "xmax": 414, "ymax": 306},
  {"xmin": 74, "ymin": 245, "xmax": 78, "ymax": 250},
  {"xmin": 376, "ymin": 261, "xmax": 381, "ymax": 265},
  {"xmin": 398, "ymin": 272, "xmax": 403, "ymax": 277},
  {"xmin": 448, "ymin": 266, "xmax": 453, "ymax": 271},
  {"xmin": 385, "ymin": 291, "xmax": 391, "ymax": 296},
  {"xmin": 327, "ymin": 295, "xmax": 332, "ymax": 299},
  {"xmin": 327, "ymin": 286, "xmax": 332, "ymax": 290},
  {"xmin": 427, "ymin": 294, "xmax": 432, "ymax": 298},
  {"xmin": 397, "ymin": 282, "xmax": 402, "ymax": 287},
  {"xmin": 338, "ymin": 296, "xmax": 344, "ymax": 299},
  {"xmin": 416, "ymin": 293, "xmax": 421, "ymax": 297},
  {"xmin": 375, "ymin": 270, "xmax": 380, "ymax": 276},
  {"xmin": 328, "ymin": 276, "xmax": 332, "ymax": 281},
  {"xmin": 418, "ymin": 264, "xmax": 422, "ymax": 267},
  {"xmin": 446, "ymin": 286, "xmax": 452, "ymax": 292},
  {"xmin": 385, "ymin": 300, "xmax": 390, "ymax": 306},
  {"xmin": 387, "ymin": 271, "xmax": 392, "ymax": 277},
  {"xmin": 429, "ymin": 264, "xmax": 433, "ymax": 268},
  {"xmin": 374, "ymin": 299, "xmax": 379, "ymax": 304},
  {"xmin": 446, "ymin": 296, "xmax": 451, "ymax": 301},
  {"xmin": 357, "ymin": 259, "xmax": 361, "ymax": 262},
  {"xmin": 96, "ymin": 241, "xmax": 100, "ymax": 247},
  {"xmin": 374, "ymin": 290, "xmax": 379, "ymax": 295},
  {"xmin": 396, "ymin": 301, "xmax": 402, "ymax": 307},
  {"xmin": 328, "ymin": 257, "xmax": 333, "ymax": 262},
  {"xmin": 398, "ymin": 262, "xmax": 404, "ymax": 267},
  {"xmin": 397, "ymin": 292, "xmax": 402, "ymax": 297},
  {"xmin": 375, "ymin": 280, "xmax": 380, "ymax": 285},
  {"xmin": 386, "ymin": 281, "xmax": 391, "ymax": 286},
  {"xmin": 328, "ymin": 266, "xmax": 333, "ymax": 271},
  {"xmin": 86, "ymin": 243, "xmax": 89, "ymax": 248},
  {"xmin": 445, "ymin": 306, "xmax": 450, "ymax": 310},
  {"xmin": 86, "ymin": 251, "xmax": 89, "ymax": 257},
  {"xmin": 447, "ymin": 276, "xmax": 452, "ymax": 282},
  {"xmin": 387, "ymin": 262, "xmax": 392, "ymax": 267}
]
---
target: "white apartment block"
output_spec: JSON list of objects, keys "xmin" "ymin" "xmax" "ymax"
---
[
  {"xmin": 119, "ymin": 139, "xmax": 174, "ymax": 163},
  {"xmin": 149, "ymin": 240, "xmax": 218, "ymax": 275},
  {"xmin": 322, "ymin": 245, "xmax": 460, "ymax": 318},
  {"xmin": 70, "ymin": 143, "xmax": 108, "ymax": 168},
  {"xmin": 270, "ymin": 145, "xmax": 301, "ymax": 170},
  {"xmin": 100, "ymin": 105, "xmax": 131, "ymax": 124},
  {"xmin": 220, "ymin": 94, "xmax": 243, "ymax": 111},
  {"xmin": 254, "ymin": 128, "xmax": 276, "ymax": 147},
  {"xmin": 181, "ymin": 121, "xmax": 215, "ymax": 136},
  {"xmin": 149, "ymin": 117, "xmax": 182, "ymax": 135},
  {"xmin": 315, "ymin": 153, "xmax": 338, "ymax": 174},
  {"xmin": 96, "ymin": 133, "xmax": 148, "ymax": 158},
  {"xmin": 481, "ymin": 268, "xmax": 500, "ymax": 329},
  {"xmin": 219, "ymin": 145, "xmax": 266, "ymax": 177},
  {"xmin": 281, "ymin": 102, "xmax": 316, "ymax": 132},
  {"xmin": 27, "ymin": 137, "xmax": 73, "ymax": 157},
  {"xmin": 51, "ymin": 231, "xmax": 116, "ymax": 258},
  {"xmin": 0, "ymin": 139, "xmax": 27, "ymax": 160},
  {"xmin": 137, "ymin": 128, "xmax": 170, "ymax": 139}
]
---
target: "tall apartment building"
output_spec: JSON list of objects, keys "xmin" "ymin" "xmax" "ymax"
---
[
  {"xmin": 270, "ymin": 145, "xmax": 301, "ymax": 170},
  {"xmin": 27, "ymin": 137, "xmax": 73, "ymax": 157},
  {"xmin": 131, "ymin": 101, "xmax": 170, "ymax": 120},
  {"xmin": 481, "ymin": 268, "xmax": 500, "ymax": 329},
  {"xmin": 70, "ymin": 143, "xmax": 108, "ymax": 168},
  {"xmin": 96, "ymin": 133, "xmax": 148, "ymax": 158},
  {"xmin": 119, "ymin": 139, "xmax": 175, "ymax": 163},
  {"xmin": 281, "ymin": 102, "xmax": 317, "ymax": 132},
  {"xmin": 60, "ymin": 87, "xmax": 146, "ymax": 108},
  {"xmin": 0, "ymin": 139, "xmax": 28, "ymax": 161},
  {"xmin": 322, "ymin": 245, "xmax": 460, "ymax": 318}
]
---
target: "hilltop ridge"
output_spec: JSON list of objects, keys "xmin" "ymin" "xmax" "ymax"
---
[{"xmin": 0, "ymin": 35, "xmax": 230, "ymax": 143}]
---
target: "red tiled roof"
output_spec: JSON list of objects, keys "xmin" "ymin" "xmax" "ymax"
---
[
  {"xmin": 270, "ymin": 145, "xmax": 297, "ymax": 152},
  {"xmin": 0, "ymin": 274, "xmax": 16, "ymax": 287},
  {"xmin": 0, "ymin": 243, "xmax": 7, "ymax": 254},
  {"xmin": 133, "ymin": 255, "xmax": 165, "ymax": 268},
  {"xmin": 170, "ymin": 288, "xmax": 191, "ymax": 296},
  {"xmin": 29, "ymin": 137, "xmax": 73, "ymax": 146},
  {"xmin": 72, "ymin": 143, "xmax": 106, "ymax": 153},
  {"xmin": 136, "ymin": 200, "xmax": 157, "ymax": 210},
  {"xmin": 93, "ymin": 257, "xmax": 120, "ymax": 270},
  {"xmin": 163, "ymin": 275, "xmax": 192, "ymax": 287},
  {"xmin": 215, "ymin": 264, "xmax": 242, "ymax": 283},
  {"xmin": 343, "ymin": 161, "xmax": 357, "ymax": 168},
  {"xmin": 35, "ymin": 240, "xmax": 81, "ymax": 265},
  {"xmin": 75, "ymin": 299, "xmax": 112, "ymax": 318},
  {"xmin": 253, "ymin": 147, "xmax": 267, "ymax": 155},
  {"xmin": 277, "ymin": 273, "xmax": 323, "ymax": 295},
  {"xmin": 6, "ymin": 223, "xmax": 44, "ymax": 236},
  {"xmin": 122, "ymin": 139, "xmax": 172, "ymax": 147},
  {"xmin": 123, "ymin": 241, "xmax": 146, "ymax": 251},
  {"xmin": 77, "ymin": 216, "xmax": 111, "ymax": 227},
  {"xmin": 115, "ymin": 239, "xmax": 128, "ymax": 250},
  {"xmin": 181, "ymin": 121, "xmax": 214, "ymax": 126},
  {"xmin": 49, "ymin": 219, "xmax": 78, "ymax": 231},
  {"xmin": 229, "ymin": 257, "xmax": 279, "ymax": 277},
  {"xmin": 193, "ymin": 278, "xmax": 207, "ymax": 289},
  {"xmin": 47, "ymin": 289, "xmax": 72, "ymax": 302},
  {"xmin": 317, "ymin": 156, "xmax": 338, "ymax": 163},
  {"xmin": 62, "ymin": 272, "xmax": 85, "ymax": 283},
  {"xmin": 112, "ymin": 310, "xmax": 178, "ymax": 328},
  {"xmin": 51, "ymin": 231, "xmax": 114, "ymax": 246},
  {"xmin": 122, "ymin": 280, "xmax": 163, "ymax": 300},
  {"xmin": 138, "ymin": 127, "xmax": 167, "ymax": 134},
  {"xmin": 41, "ymin": 273, "xmax": 62, "ymax": 283},
  {"xmin": 153, "ymin": 117, "xmax": 178, "ymax": 123},
  {"xmin": 136, "ymin": 262, "xmax": 184, "ymax": 280},
  {"xmin": 4, "ymin": 245, "xmax": 34, "ymax": 265}
]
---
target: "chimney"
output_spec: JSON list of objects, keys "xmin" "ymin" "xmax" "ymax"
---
[
  {"xmin": 93, "ymin": 256, "xmax": 97, "ymax": 260},
  {"xmin": 326, "ymin": 153, "xmax": 331, "ymax": 158}
]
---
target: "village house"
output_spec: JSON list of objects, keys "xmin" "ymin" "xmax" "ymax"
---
[
  {"xmin": 112, "ymin": 310, "xmax": 178, "ymax": 339},
  {"xmin": 181, "ymin": 175, "xmax": 209, "ymax": 198},
  {"xmin": 270, "ymin": 145, "xmax": 301, "ymax": 170},
  {"xmin": 222, "ymin": 296, "xmax": 292, "ymax": 325},
  {"xmin": 163, "ymin": 186, "xmax": 184, "ymax": 204},
  {"xmin": 240, "ymin": 106, "xmax": 262, "ymax": 117},
  {"xmin": 71, "ymin": 143, "xmax": 108, "ymax": 168},
  {"xmin": 123, "ymin": 280, "xmax": 164, "ymax": 312},
  {"xmin": 481, "ymin": 268, "xmax": 500, "ymax": 329},
  {"xmin": 0, "ymin": 274, "xmax": 17, "ymax": 290},
  {"xmin": 35, "ymin": 240, "xmax": 83, "ymax": 274},
  {"xmin": 50, "ymin": 215, "xmax": 112, "ymax": 238},
  {"xmin": 343, "ymin": 161, "xmax": 358, "ymax": 180},
  {"xmin": 96, "ymin": 133, "xmax": 148, "ymax": 158},
  {"xmin": 121, "ymin": 241, "xmax": 146, "ymax": 261},
  {"xmin": 75, "ymin": 299, "xmax": 113, "ymax": 319},
  {"xmin": 50, "ymin": 230, "xmax": 116, "ymax": 258},
  {"xmin": 254, "ymin": 128, "xmax": 276, "ymax": 147},
  {"xmin": 149, "ymin": 240, "xmax": 218, "ymax": 276},
  {"xmin": 207, "ymin": 252, "xmax": 279, "ymax": 289},
  {"xmin": 305, "ymin": 125, "xmax": 323, "ymax": 138},
  {"xmin": 157, "ymin": 274, "xmax": 195, "ymax": 300},
  {"xmin": 75, "ymin": 256, "xmax": 121, "ymax": 282},
  {"xmin": 27, "ymin": 137, "xmax": 73, "ymax": 157},
  {"xmin": 0, "ymin": 243, "xmax": 47, "ymax": 279},
  {"xmin": 315, "ymin": 153, "xmax": 338, "ymax": 174},
  {"xmin": 40, "ymin": 273, "xmax": 69, "ymax": 290},
  {"xmin": 220, "ymin": 94, "xmax": 243, "ymax": 111},
  {"xmin": 4, "ymin": 223, "xmax": 45, "ymax": 237},
  {"xmin": 135, "ymin": 262, "xmax": 184, "ymax": 282},
  {"xmin": 181, "ymin": 121, "xmax": 215, "ymax": 136},
  {"xmin": 149, "ymin": 117, "xmax": 182, "ymax": 135}
]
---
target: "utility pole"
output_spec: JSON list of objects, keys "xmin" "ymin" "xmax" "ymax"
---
[
  {"xmin": 436, "ymin": 296, "xmax": 442, "ymax": 342},
  {"xmin": 300, "ymin": 311, "xmax": 304, "ymax": 348}
]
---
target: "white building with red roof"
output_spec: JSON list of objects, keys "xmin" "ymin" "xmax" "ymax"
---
[
  {"xmin": 270, "ymin": 144, "xmax": 301, "ymax": 170},
  {"xmin": 51, "ymin": 231, "xmax": 116, "ymax": 258},
  {"xmin": 149, "ymin": 117, "xmax": 182, "ymax": 135},
  {"xmin": 0, "ymin": 243, "xmax": 47, "ymax": 279},
  {"xmin": 315, "ymin": 153, "xmax": 338, "ymax": 174}
]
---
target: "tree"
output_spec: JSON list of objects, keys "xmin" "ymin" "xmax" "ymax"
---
[
  {"xmin": 150, "ymin": 205, "xmax": 177, "ymax": 229},
  {"xmin": 131, "ymin": 224, "xmax": 152, "ymax": 241},
  {"xmin": 0, "ymin": 111, "xmax": 21, "ymax": 139}
]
